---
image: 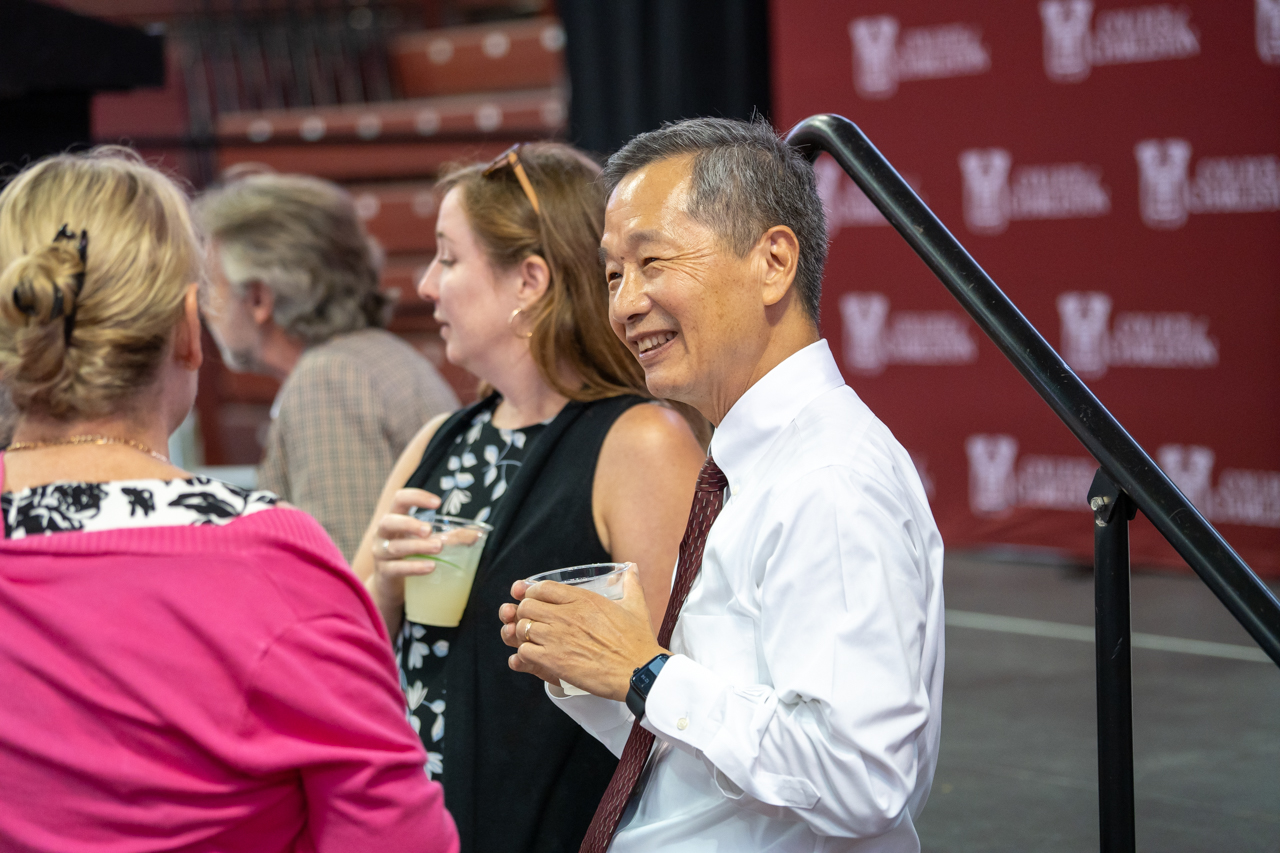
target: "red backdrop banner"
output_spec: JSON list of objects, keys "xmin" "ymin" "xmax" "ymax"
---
[{"xmin": 771, "ymin": 0, "xmax": 1280, "ymax": 575}]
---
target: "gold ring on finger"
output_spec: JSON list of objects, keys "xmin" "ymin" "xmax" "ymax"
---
[{"xmin": 523, "ymin": 620, "xmax": 534, "ymax": 643}]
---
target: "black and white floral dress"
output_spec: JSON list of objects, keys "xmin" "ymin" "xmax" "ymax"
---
[
  {"xmin": 396, "ymin": 406, "xmax": 545, "ymax": 783},
  {"xmin": 2, "ymin": 475, "xmax": 278, "ymax": 538}
]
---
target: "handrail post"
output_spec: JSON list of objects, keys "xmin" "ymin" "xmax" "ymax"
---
[{"xmin": 1089, "ymin": 469, "xmax": 1137, "ymax": 853}]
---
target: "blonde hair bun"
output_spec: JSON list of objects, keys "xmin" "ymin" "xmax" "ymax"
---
[
  {"xmin": 0, "ymin": 147, "xmax": 201, "ymax": 420},
  {"xmin": 3, "ymin": 238, "xmax": 84, "ymax": 324}
]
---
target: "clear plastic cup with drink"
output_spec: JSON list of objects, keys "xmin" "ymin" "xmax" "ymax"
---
[
  {"xmin": 403, "ymin": 514, "xmax": 493, "ymax": 627},
  {"xmin": 524, "ymin": 562, "xmax": 630, "ymax": 694}
]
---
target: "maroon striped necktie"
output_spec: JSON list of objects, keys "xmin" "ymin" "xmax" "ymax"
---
[{"xmin": 578, "ymin": 456, "xmax": 729, "ymax": 853}]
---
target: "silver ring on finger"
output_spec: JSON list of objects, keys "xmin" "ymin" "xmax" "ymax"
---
[{"xmin": 380, "ymin": 538, "xmax": 393, "ymax": 559}]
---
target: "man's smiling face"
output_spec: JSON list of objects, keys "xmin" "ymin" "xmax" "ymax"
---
[{"xmin": 602, "ymin": 155, "xmax": 766, "ymax": 421}]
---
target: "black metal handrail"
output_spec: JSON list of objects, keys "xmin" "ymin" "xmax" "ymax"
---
[
  {"xmin": 785, "ymin": 114, "xmax": 1280, "ymax": 665},
  {"xmin": 787, "ymin": 112, "xmax": 1280, "ymax": 853}
]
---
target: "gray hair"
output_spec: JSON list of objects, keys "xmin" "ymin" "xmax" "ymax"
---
[
  {"xmin": 601, "ymin": 116, "xmax": 828, "ymax": 323},
  {"xmin": 195, "ymin": 174, "xmax": 388, "ymax": 343}
]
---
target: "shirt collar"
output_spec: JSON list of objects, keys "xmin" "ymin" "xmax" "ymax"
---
[{"xmin": 709, "ymin": 339, "xmax": 845, "ymax": 494}]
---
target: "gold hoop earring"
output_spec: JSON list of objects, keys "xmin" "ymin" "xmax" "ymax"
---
[{"xmin": 508, "ymin": 307, "xmax": 533, "ymax": 339}]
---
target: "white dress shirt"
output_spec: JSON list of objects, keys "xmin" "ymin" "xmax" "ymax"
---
[{"xmin": 550, "ymin": 339, "xmax": 945, "ymax": 852}]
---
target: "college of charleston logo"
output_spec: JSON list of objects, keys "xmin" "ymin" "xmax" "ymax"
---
[
  {"xmin": 1056, "ymin": 291, "xmax": 1218, "ymax": 378},
  {"xmin": 1056, "ymin": 292, "xmax": 1111, "ymax": 378},
  {"xmin": 1134, "ymin": 139, "xmax": 1193, "ymax": 228},
  {"xmin": 1260, "ymin": 0, "xmax": 1280, "ymax": 63},
  {"xmin": 1157, "ymin": 445, "xmax": 1216, "ymax": 513},
  {"xmin": 1135, "ymin": 139, "xmax": 1280, "ymax": 230},
  {"xmin": 1040, "ymin": 0, "xmax": 1094, "ymax": 82},
  {"xmin": 959, "ymin": 149, "xmax": 1109, "ymax": 235},
  {"xmin": 814, "ymin": 157, "xmax": 890, "ymax": 235},
  {"xmin": 965, "ymin": 435, "xmax": 1020, "ymax": 516},
  {"xmin": 966, "ymin": 435, "xmax": 1098, "ymax": 517},
  {"xmin": 958, "ymin": 150, "xmax": 1011, "ymax": 235},
  {"xmin": 1039, "ymin": 0, "xmax": 1199, "ymax": 83},
  {"xmin": 849, "ymin": 14, "xmax": 990, "ymax": 99},
  {"xmin": 966, "ymin": 436, "xmax": 1280, "ymax": 527},
  {"xmin": 839, "ymin": 293, "xmax": 977, "ymax": 375},
  {"xmin": 1157, "ymin": 444, "xmax": 1280, "ymax": 528}
]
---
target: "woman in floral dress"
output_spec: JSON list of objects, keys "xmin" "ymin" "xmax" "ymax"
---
[{"xmin": 352, "ymin": 143, "xmax": 706, "ymax": 853}]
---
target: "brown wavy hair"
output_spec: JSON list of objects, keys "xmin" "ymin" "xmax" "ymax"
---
[
  {"xmin": 439, "ymin": 143, "xmax": 646, "ymax": 402},
  {"xmin": 0, "ymin": 147, "xmax": 201, "ymax": 420}
]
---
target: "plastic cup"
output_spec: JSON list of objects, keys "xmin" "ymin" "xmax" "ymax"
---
[
  {"xmin": 403, "ymin": 515, "xmax": 493, "ymax": 627},
  {"xmin": 524, "ymin": 562, "xmax": 629, "ymax": 600},
  {"xmin": 524, "ymin": 562, "xmax": 629, "ymax": 694}
]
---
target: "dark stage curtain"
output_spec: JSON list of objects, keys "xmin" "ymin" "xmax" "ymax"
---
[
  {"xmin": 558, "ymin": 0, "xmax": 771, "ymax": 157},
  {"xmin": 0, "ymin": 0, "xmax": 162, "ymax": 171}
]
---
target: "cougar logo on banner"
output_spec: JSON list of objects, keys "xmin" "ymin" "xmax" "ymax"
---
[
  {"xmin": 960, "ymin": 149, "xmax": 1109, "ymax": 234},
  {"xmin": 1057, "ymin": 291, "xmax": 1218, "ymax": 377},
  {"xmin": 1040, "ymin": 0, "xmax": 1093, "ymax": 82},
  {"xmin": 966, "ymin": 435, "xmax": 1019, "ymax": 515},
  {"xmin": 959, "ymin": 149, "xmax": 1012, "ymax": 234},
  {"xmin": 851, "ymin": 16, "xmax": 900, "ymax": 98},
  {"xmin": 1040, "ymin": 1, "xmax": 1199, "ymax": 82},
  {"xmin": 1136, "ymin": 140, "xmax": 1280, "ymax": 229},
  {"xmin": 849, "ymin": 14, "xmax": 990, "ymax": 100},
  {"xmin": 1057, "ymin": 292, "xmax": 1111, "ymax": 378},
  {"xmin": 1157, "ymin": 444, "xmax": 1215, "ymax": 512},
  {"xmin": 1135, "ymin": 139, "xmax": 1192, "ymax": 228},
  {"xmin": 1259, "ymin": 0, "xmax": 1280, "ymax": 63},
  {"xmin": 839, "ymin": 293, "xmax": 978, "ymax": 375}
]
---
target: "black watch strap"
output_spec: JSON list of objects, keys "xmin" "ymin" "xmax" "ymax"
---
[{"xmin": 626, "ymin": 653, "xmax": 670, "ymax": 721}]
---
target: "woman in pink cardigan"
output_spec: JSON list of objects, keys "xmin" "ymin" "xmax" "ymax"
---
[{"xmin": 0, "ymin": 148, "xmax": 457, "ymax": 853}]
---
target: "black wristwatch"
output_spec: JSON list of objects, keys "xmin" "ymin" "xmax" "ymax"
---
[{"xmin": 626, "ymin": 653, "xmax": 670, "ymax": 721}]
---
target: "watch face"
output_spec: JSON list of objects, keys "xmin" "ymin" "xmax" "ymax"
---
[
  {"xmin": 631, "ymin": 654, "xmax": 668, "ymax": 698},
  {"xmin": 634, "ymin": 669, "xmax": 657, "ymax": 693}
]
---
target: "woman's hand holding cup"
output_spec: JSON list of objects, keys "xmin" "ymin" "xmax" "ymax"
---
[{"xmin": 370, "ymin": 488, "xmax": 444, "ymax": 609}]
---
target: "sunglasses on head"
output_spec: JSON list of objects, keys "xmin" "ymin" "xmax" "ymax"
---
[{"xmin": 482, "ymin": 144, "xmax": 542, "ymax": 216}]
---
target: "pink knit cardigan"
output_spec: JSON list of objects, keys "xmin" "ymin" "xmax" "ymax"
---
[{"xmin": 0, "ymin": 453, "xmax": 458, "ymax": 853}]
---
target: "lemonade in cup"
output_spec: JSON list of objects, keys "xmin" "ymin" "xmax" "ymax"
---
[{"xmin": 403, "ymin": 515, "xmax": 493, "ymax": 627}]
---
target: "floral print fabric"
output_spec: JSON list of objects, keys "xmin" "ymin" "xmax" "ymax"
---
[
  {"xmin": 397, "ymin": 406, "xmax": 545, "ymax": 784},
  {"xmin": 2, "ymin": 476, "xmax": 278, "ymax": 538}
]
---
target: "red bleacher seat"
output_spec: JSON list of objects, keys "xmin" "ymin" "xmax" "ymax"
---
[
  {"xmin": 215, "ymin": 88, "xmax": 566, "ymax": 146},
  {"xmin": 217, "ymin": 140, "xmax": 511, "ymax": 183},
  {"xmin": 391, "ymin": 17, "xmax": 566, "ymax": 98}
]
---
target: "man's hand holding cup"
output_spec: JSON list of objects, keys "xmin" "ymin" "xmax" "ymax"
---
[{"xmin": 498, "ymin": 563, "xmax": 667, "ymax": 701}]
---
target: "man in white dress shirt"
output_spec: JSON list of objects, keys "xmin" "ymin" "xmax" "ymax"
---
[{"xmin": 498, "ymin": 117, "xmax": 945, "ymax": 852}]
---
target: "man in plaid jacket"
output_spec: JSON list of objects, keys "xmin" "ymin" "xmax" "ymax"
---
[{"xmin": 197, "ymin": 173, "xmax": 458, "ymax": 562}]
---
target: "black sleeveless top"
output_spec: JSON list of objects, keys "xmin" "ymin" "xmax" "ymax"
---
[
  {"xmin": 396, "ymin": 403, "xmax": 548, "ymax": 786},
  {"xmin": 403, "ymin": 392, "xmax": 646, "ymax": 853}
]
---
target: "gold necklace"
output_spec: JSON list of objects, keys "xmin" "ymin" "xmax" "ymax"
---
[{"xmin": 7, "ymin": 434, "xmax": 170, "ymax": 464}]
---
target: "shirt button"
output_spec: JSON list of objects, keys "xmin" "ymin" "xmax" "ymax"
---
[{"xmin": 676, "ymin": 717, "xmax": 689, "ymax": 730}]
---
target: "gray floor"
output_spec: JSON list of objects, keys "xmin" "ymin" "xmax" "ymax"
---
[{"xmin": 917, "ymin": 553, "xmax": 1280, "ymax": 853}]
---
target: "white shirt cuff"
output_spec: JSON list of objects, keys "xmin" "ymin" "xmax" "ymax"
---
[
  {"xmin": 544, "ymin": 682, "xmax": 635, "ymax": 758},
  {"xmin": 639, "ymin": 653, "xmax": 725, "ymax": 754}
]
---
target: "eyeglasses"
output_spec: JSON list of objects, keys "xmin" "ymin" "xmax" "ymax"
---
[{"xmin": 482, "ymin": 144, "xmax": 542, "ymax": 216}]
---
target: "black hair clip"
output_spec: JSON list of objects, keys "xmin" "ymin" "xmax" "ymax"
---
[
  {"xmin": 12, "ymin": 287, "xmax": 37, "ymax": 317},
  {"xmin": 52, "ymin": 223, "xmax": 89, "ymax": 343}
]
